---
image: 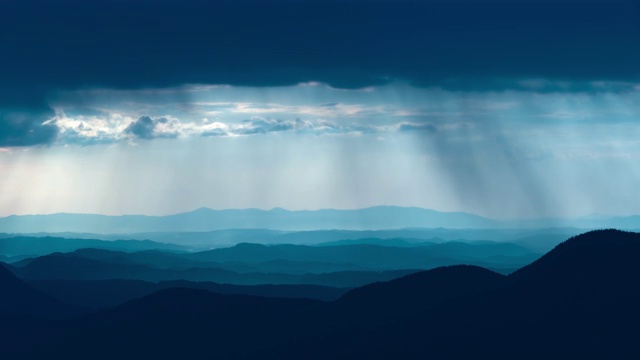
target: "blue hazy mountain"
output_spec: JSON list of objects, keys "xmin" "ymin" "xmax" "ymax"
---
[
  {"xmin": 2, "ymin": 207, "xmax": 637, "ymax": 241},
  {"xmin": 187, "ymin": 242, "xmax": 537, "ymax": 271},
  {"xmin": 1, "ymin": 228, "xmax": 581, "ymax": 251},
  {"xmin": 6, "ymin": 239, "xmax": 539, "ymax": 285},
  {"xmin": 7, "ymin": 251, "xmax": 420, "ymax": 287},
  {"xmin": 0, "ymin": 236, "xmax": 186, "ymax": 257},
  {"xmin": 0, "ymin": 206, "xmax": 503, "ymax": 233}
]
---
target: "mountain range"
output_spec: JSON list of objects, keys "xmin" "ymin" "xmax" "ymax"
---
[
  {"xmin": 0, "ymin": 228, "xmax": 582, "ymax": 253},
  {"xmin": 0, "ymin": 206, "xmax": 498, "ymax": 233},
  {"xmin": 2, "ymin": 229, "xmax": 640, "ymax": 358},
  {"xmin": 3, "ymin": 240, "xmax": 540, "ymax": 286},
  {"xmin": 2, "ymin": 206, "xmax": 639, "ymax": 234}
]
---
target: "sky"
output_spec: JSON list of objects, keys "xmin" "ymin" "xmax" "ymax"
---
[{"xmin": 1, "ymin": 0, "xmax": 639, "ymax": 219}]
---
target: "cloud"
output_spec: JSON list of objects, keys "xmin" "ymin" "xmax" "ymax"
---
[
  {"xmin": 398, "ymin": 123, "xmax": 438, "ymax": 133},
  {"xmin": 0, "ymin": 1, "xmax": 638, "ymax": 131},
  {"xmin": 124, "ymin": 116, "xmax": 180, "ymax": 140},
  {"xmin": 0, "ymin": 108, "xmax": 59, "ymax": 147},
  {"xmin": 192, "ymin": 101, "xmax": 382, "ymax": 119},
  {"xmin": 2, "ymin": 1, "xmax": 638, "ymax": 147},
  {"xmin": 201, "ymin": 128, "xmax": 228, "ymax": 137},
  {"xmin": 52, "ymin": 112, "xmax": 182, "ymax": 145},
  {"xmin": 235, "ymin": 118, "xmax": 303, "ymax": 135},
  {"xmin": 125, "ymin": 115, "xmax": 155, "ymax": 139},
  {"xmin": 50, "ymin": 111, "xmax": 381, "ymax": 144},
  {"xmin": 29, "ymin": 78, "xmax": 640, "ymax": 147}
]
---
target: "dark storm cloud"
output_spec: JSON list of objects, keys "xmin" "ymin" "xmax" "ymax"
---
[
  {"xmin": 1, "ymin": 0, "xmax": 637, "ymax": 91},
  {"xmin": 1, "ymin": 0, "xmax": 638, "ymax": 146},
  {"xmin": 125, "ymin": 116, "xmax": 157, "ymax": 139},
  {"xmin": 125, "ymin": 116, "xmax": 177, "ymax": 140},
  {"xmin": 0, "ymin": 108, "xmax": 58, "ymax": 147}
]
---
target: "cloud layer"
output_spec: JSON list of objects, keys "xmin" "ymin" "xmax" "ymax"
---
[
  {"xmin": 1, "ymin": 1, "xmax": 638, "ymax": 147},
  {"xmin": 0, "ymin": 108, "xmax": 58, "ymax": 147},
  {"xmin": 35, "ymin": 80, "xmax": 637, "ymax": 150}
]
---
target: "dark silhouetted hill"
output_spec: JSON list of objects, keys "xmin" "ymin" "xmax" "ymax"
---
[
  {"xmin": 28, "ymin": 278, "xmax": 348, "ymax": 309},
  {"xmin": 335, "ymin": 265, "xmax": 505, "ymax": 325},
  {"xmin": 341, "ymin": 229, "xmax": 640, "ymax": 359},
  {"xmin": 511, "ymin": 228, "xmax": 640, "ymax": 284},
  {"xmin": 42, "ymin": 288, "xmax": 321, "ymax": 359},
  {"xmin": 0, "ymin": 263, "xmax": 79, "ymax": 318}
]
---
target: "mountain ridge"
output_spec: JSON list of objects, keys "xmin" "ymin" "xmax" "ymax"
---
[
  {"xmin": 0, "ymin": 206, "xmax": 502, "ymax": 233},
  {"xmin": 2, "ymin": 206, "xmax": 640, "ymax": 234}
]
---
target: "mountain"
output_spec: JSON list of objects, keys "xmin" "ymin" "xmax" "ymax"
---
[
  {"xmin": 8, "ymin": 251, "xmax": 420, "ymax": 287},
  {"xmin": 335, "ymin": 265, "xmax": 505, "ymax": 324},
  {"xmin": 7, "ymin": 239, "xmax": 539, "ymax": 285},
  {"xmin": 0, "ymin": 227, "xmax": 585, "ymax": 252},
  {"xmin": 270, "ymin": 229, "xmax": 640, "ymax": 359},
  {"xmin": 10, "ymin": 253, "xmax": 240, "ymax": 282},
  {"xmin": 508, "ymin": 229, "xmax": 640, "ymax": 300},
  {"xmin": 6, "ymin": 229, "xmax": 640, "ymax": 359},
  {"xmin": 188, "ymin": 242, "xmax": 537, "ymax": 272},
  {"xmin": 38, "ymin": 288, "xmax": 322, "ymax": 359},
  {"xmin": 0, "ymin": 263, "xmax": 79, "ymax": 318},
  {"xmin": 0, "ymin": 236, "xmax": 186, "ymax": 257},
  {"xmin": 3, "ymin": 207, "xmax": 640, "ymax": 235},
  {"xmin": 0, "ymin": 206, "xmax": 501, "ymax": 233},
  {"xmin": 28, "ymin": 279, "xmax": 347, "ymax": 309}
]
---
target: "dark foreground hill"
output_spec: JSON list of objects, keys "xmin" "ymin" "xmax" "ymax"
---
[
  {"xmin": 0, "ymin": 264, "xmax": 80, "ymax": 319},
  {"xmin": 3, "ymin": 229, "xmax": 640, "ymax": 359},
  {"xmin": 0, "ymin": 264, "xmax": 85, "ymax": 353},
  {"xmin": 28, "ymin": 279, "xmax": 348, "ymax": 309}
]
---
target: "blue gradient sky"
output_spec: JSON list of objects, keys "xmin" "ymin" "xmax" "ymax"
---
[{"xmin": 1, "ymin": 0, "xmax": 638, "ymax": 218}]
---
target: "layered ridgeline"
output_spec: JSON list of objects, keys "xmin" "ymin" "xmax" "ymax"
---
[
  {"xmin": 2, "ymin": 206, "xmax": 640, "ymax": 233},
  {"xmin": 4, "ymin": 240, "xmax": 540, "ymax": 288},
  {"xmin": 2, "ymin": 230, "xmax": 640, "ymax": 359},
  {"xmin": 0, "ymin": 227, "xmax": 579, "ymax": 252},
  {"xmin": 0, "ymin": 228, "xmax": 559, "ymax": 291}
]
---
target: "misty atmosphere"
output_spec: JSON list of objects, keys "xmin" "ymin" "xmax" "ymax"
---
[{"xmin": 1, "ymin": 0, "xmax": 640, "ymax": 359}]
